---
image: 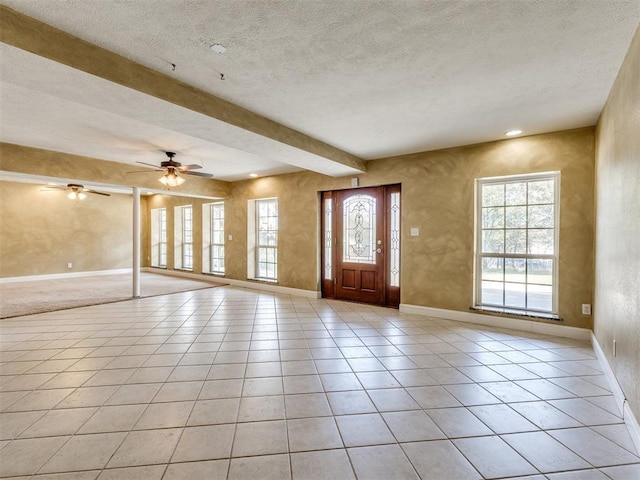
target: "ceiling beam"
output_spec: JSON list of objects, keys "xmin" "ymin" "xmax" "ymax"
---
[
  {"xmin": 0, "ymin": 143, "xmax": 230, "ymax": 199},
  {"xmin": 0, "ymin": 5, "xmax": 367, "ymax": 174}
]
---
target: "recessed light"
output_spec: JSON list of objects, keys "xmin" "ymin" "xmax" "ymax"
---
[
  {"xmin": 210, "ymin": 43, "xmax": 227, "ymax": 54},
  {"xmin": 249, "ymin": 173, "xmax": 258, "ymax": 178},
  {"xmin": 505, "ymin": 129, "xmax": 523, "ymax": 137}
]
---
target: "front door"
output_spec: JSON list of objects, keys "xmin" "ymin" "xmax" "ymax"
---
[{"xmin": 321, "ymin": 185, "xmax": 401, "ymax": 307}]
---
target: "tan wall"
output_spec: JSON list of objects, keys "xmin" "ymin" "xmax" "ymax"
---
[
  {"xmin": 0, "ymin": 180, "xmax": 133, "ymax": 277},
  {"xmin": 0, "ymin": 143, "xmax": 230, "ymax": 199},
  {"xmin": 594, "ymin": 26, "xmax": 640, "ymax": 420},
  {"xmin": 224, "ymin": 128, "xmax": 595, "ymax": 328}
]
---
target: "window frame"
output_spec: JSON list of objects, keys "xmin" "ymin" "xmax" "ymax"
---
[
  {"xmin": 204, "ymin": 202, "xmax": 225, "ymax": 275},
  {"xmin": 150, "ymin": 208, "xmax": 167, "ymax": 268},
  {"xmin": 248, "ymin": 198, "xmax": 278, "ymax": 282},
  {"xmin": 181, "ymin": 205, "xmax": 193, "ymax": 271},
  {"xmin": 474, "ymin": 171, "xmax": 560, "ymax": 316}
]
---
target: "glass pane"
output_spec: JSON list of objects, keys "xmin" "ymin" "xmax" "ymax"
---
[
  {"xmin": 259, "ymin": 231, "xmax": 269, "ymax": 246},
  {"xmin": 527, "ymin": 259, "xmax": 553, "ymax": 285},
  {"xmin": 482, "ymin": 184, "xmax": 504, "ymax": 207},
  {"xmin": 528, "ymin": 205, "xmax": 554, "ymax": 228},
  {"xmin": 482, "ymin": 257, "xmax": 503, "ymax": 282},
  {"xmin": 528, "ymin": 229, "xmax": 554, "ymax": 254},
  {"xmin": 504, "ymin": 282, "xmax": 526, "ymax": 308},
  {"xmin": 527, "ymin": 284, "xmax": 552, "ymax": 311},
  {"xmin": 389, "ymin": 192, "xmax": 401, "ymax": 287},
  {"xmin": 505, "ymin": 258, "xmax": 526, "ymax": 283},
  {"xmin": 268, "ymin": 232, "xmax": 278, "ymax": 246},
  {"xmin": 505, "ymin": 206, "xmax": 527, "ymax": 228},
  {"xmin": 482, "ymin": 230, "xmax": 504, "ymax": 253},
  {"xmin": 343, "ymin": 194, "xmax": 376, "ymax": 264},
  {"xmin": 505, "ymin": 183, "xmax": 526, "ymax": 205},
  {"xmin": 482, "ymin": 207, "xmax": 504, "ymax": 229},
  {"xmin": 505, "ymin": 229, "xmax": 526, "ymax": 254},
  {"xmin": 482, "ymin": 280, "xmax": 503, "ymax": 305},
  {"xmin": 528, "ymin": 180, "xmax": 554, "ymax": 204},
  {"xmin": 324, "ymin": 198, "xmax": 332, "ymax": 280}
]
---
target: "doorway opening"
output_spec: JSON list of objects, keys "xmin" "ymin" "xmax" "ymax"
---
[{"xmin": 321, "ymin": 184, "xmax": 401, "ymax": 307}]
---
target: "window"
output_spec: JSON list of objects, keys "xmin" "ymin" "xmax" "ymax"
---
[
  {"xmin": 150, "ymin": 208, "xmax": 167, "ymax": 268},
  {"xmin": 475, "ymin": 172, "xmax": 559, "ymax": 315},
  {"xmin": 203, "ymin": 202, "xmax": 225, "ymax": 275},
  {"xmin": 248, "ymin": 198, "xmax": 278, "ymax": 281},
  {"xmin": 174, "ymin": 205, "xmax": 193, "ymax": 270}
]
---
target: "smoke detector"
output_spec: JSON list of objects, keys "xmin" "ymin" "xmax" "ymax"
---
[{"xmin": 210, "ymin": 43, "xmax": 227, "ymax": 54}]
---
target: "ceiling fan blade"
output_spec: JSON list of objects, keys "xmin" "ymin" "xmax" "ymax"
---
[
  {"xmin": 85, "ymin": 190, "xmax": 111, "ymax": 196},
  {"xmin": 183, "ymin": 171, "xmax": 214, "ymax": 178},
  {"xmin": 136, "ymin": 161, "xmax": 162, "ymax": 168},
  {"xmin": 179, "ymin": 164, "xmax": 203, "ymax": 170},
  {"xmin": 127, "ymin": 169, "xmax": 164, "ymax": 174}
]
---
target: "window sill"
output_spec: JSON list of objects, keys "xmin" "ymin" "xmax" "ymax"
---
[
  {"xmin": 248, "ymin": 277, "xmax": 278, "ymax": 284},
  {"xmin": 471, "ymin": 306, "xmax": 562, "ymax": 322},
  {"xmin": 203, "ymin": 272, "xmax": 225, "ymax": 278},
  {"xmin": 150, "ymin": 266, "xmax": 167, "ymax": 270},
  {"xmin": 174, "ymin": 268, "xmax": 193, "ymax": 272}
]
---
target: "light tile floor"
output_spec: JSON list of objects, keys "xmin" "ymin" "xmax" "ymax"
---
[{"xmin": 1, "ymin": 286, "xmax": 639, "ymax": 479}]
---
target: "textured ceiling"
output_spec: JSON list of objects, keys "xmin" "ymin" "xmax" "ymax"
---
[{"xmin": 1, "ymin": 0, "xmax": 639, "ymax": 180}]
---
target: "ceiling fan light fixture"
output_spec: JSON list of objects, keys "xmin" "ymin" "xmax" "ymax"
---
[
  {"xmin": 67, "ymin": 190, "xmax": 86, "ymax": 200},
  {"xmin": 159, "ymin": 170, "xmax": 185, "ymax": 187}
]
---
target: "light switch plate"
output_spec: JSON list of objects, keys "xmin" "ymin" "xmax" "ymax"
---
[{"xmin": 410, "ymin": 227, "xmax": 419, "ymax": 237}]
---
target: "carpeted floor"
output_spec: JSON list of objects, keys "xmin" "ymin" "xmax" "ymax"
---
[{"xmin": 0, "ymin": 271, "xmax": 226, "ymax": 318}]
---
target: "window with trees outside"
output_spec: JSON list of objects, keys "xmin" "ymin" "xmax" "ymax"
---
[{"xmin": 475, "ymin": 172, "xmax": 559, "ymax": 315}]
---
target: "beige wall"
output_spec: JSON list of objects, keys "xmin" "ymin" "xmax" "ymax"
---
[
  {"xmin": 594, "ymin": 26, "xmax": 640, "ymax": 420},
  {"xmin": 3, "ymin": 129, "xmax": 595, "ymax": 332},
  {"xmin": 223, "ymin": 128, "xmax": 595, "ymax": 329},
  {"xmin": 0, "ymin": 181, "xmax": 133, "ymax": 277},
  {"xmin": 0, "ymin": 143, "xmax": 230, "ymax": 199}
]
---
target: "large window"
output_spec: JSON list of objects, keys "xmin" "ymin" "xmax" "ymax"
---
[
  {"xmin": 150, "ymin": 208, "xmax": 167, "ymax": 268},
  {"xmin": 203, "ymin": 202, "xmax": 225, "ymax": 275},
  {"xmin": 248, "ymin": 198, "xmax": 278, "ymax": 281},
  {"xmin": 475, "ymin": 172, "xmax": 559, "ymax": 315},
  {"xmin": 174, "ymin": 205, "xmax": 193, "ymax": 270}
]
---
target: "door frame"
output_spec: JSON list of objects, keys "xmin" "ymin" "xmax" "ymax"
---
[{"xmin": 321, "ymin": 184, "xmax": 401, "ymax": 307}]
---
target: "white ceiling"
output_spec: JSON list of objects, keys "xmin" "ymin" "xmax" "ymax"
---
[{"xmin": 1, "ymin": 0, "xmax": 639, "ymax": 182}]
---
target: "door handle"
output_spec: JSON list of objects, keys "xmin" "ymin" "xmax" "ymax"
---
[{"xmin": 376, "ymin": 248, "xmax": 382, "ymax": 254}]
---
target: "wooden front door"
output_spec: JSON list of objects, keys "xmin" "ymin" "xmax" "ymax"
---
[{"xmin": 321, "ymin": 185, "xmax": 401, "ymax": 307}]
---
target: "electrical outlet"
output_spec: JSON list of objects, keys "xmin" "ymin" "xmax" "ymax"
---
[
  {"xmin": 581, "ymin": 304, "xmax": 591, "ymax": 315},
  {"xmin": 67, "ymin": 262, "xmax": 73, "ymax": 269},
  {"xmin": 410, "ymin": 227, "xmax": 420, "ymax": 237}
]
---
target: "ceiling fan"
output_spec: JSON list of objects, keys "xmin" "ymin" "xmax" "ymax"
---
[
  {"xmin": 41, "ymin": 183, "xmax": 111, "ymax": 200},
  {"xmin": 129, "ymin": 151, "xmax": 213, "ymax": 187}
]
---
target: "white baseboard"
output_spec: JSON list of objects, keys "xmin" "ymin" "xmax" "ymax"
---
[
  {"xmin": 591, "ymin": 332, "xmax": 640, "ymax": 455},
  {"xmin": 0, "ymin": 268, "xmax": 132, "ymax": 284},
  {"xmin": 223, "ymin": 278, "xmax": 321, "ymax": 299},
  {"xmin": 141, "ymin": 267, "xmax": 228, "ymax": 285},
  {"xmin": 399, "ymin": 304, "xmax": 591, "ymax": 340},
  {"xmin": 142, "ymin": 268, "xmax": 320, "ymax": 299}
]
